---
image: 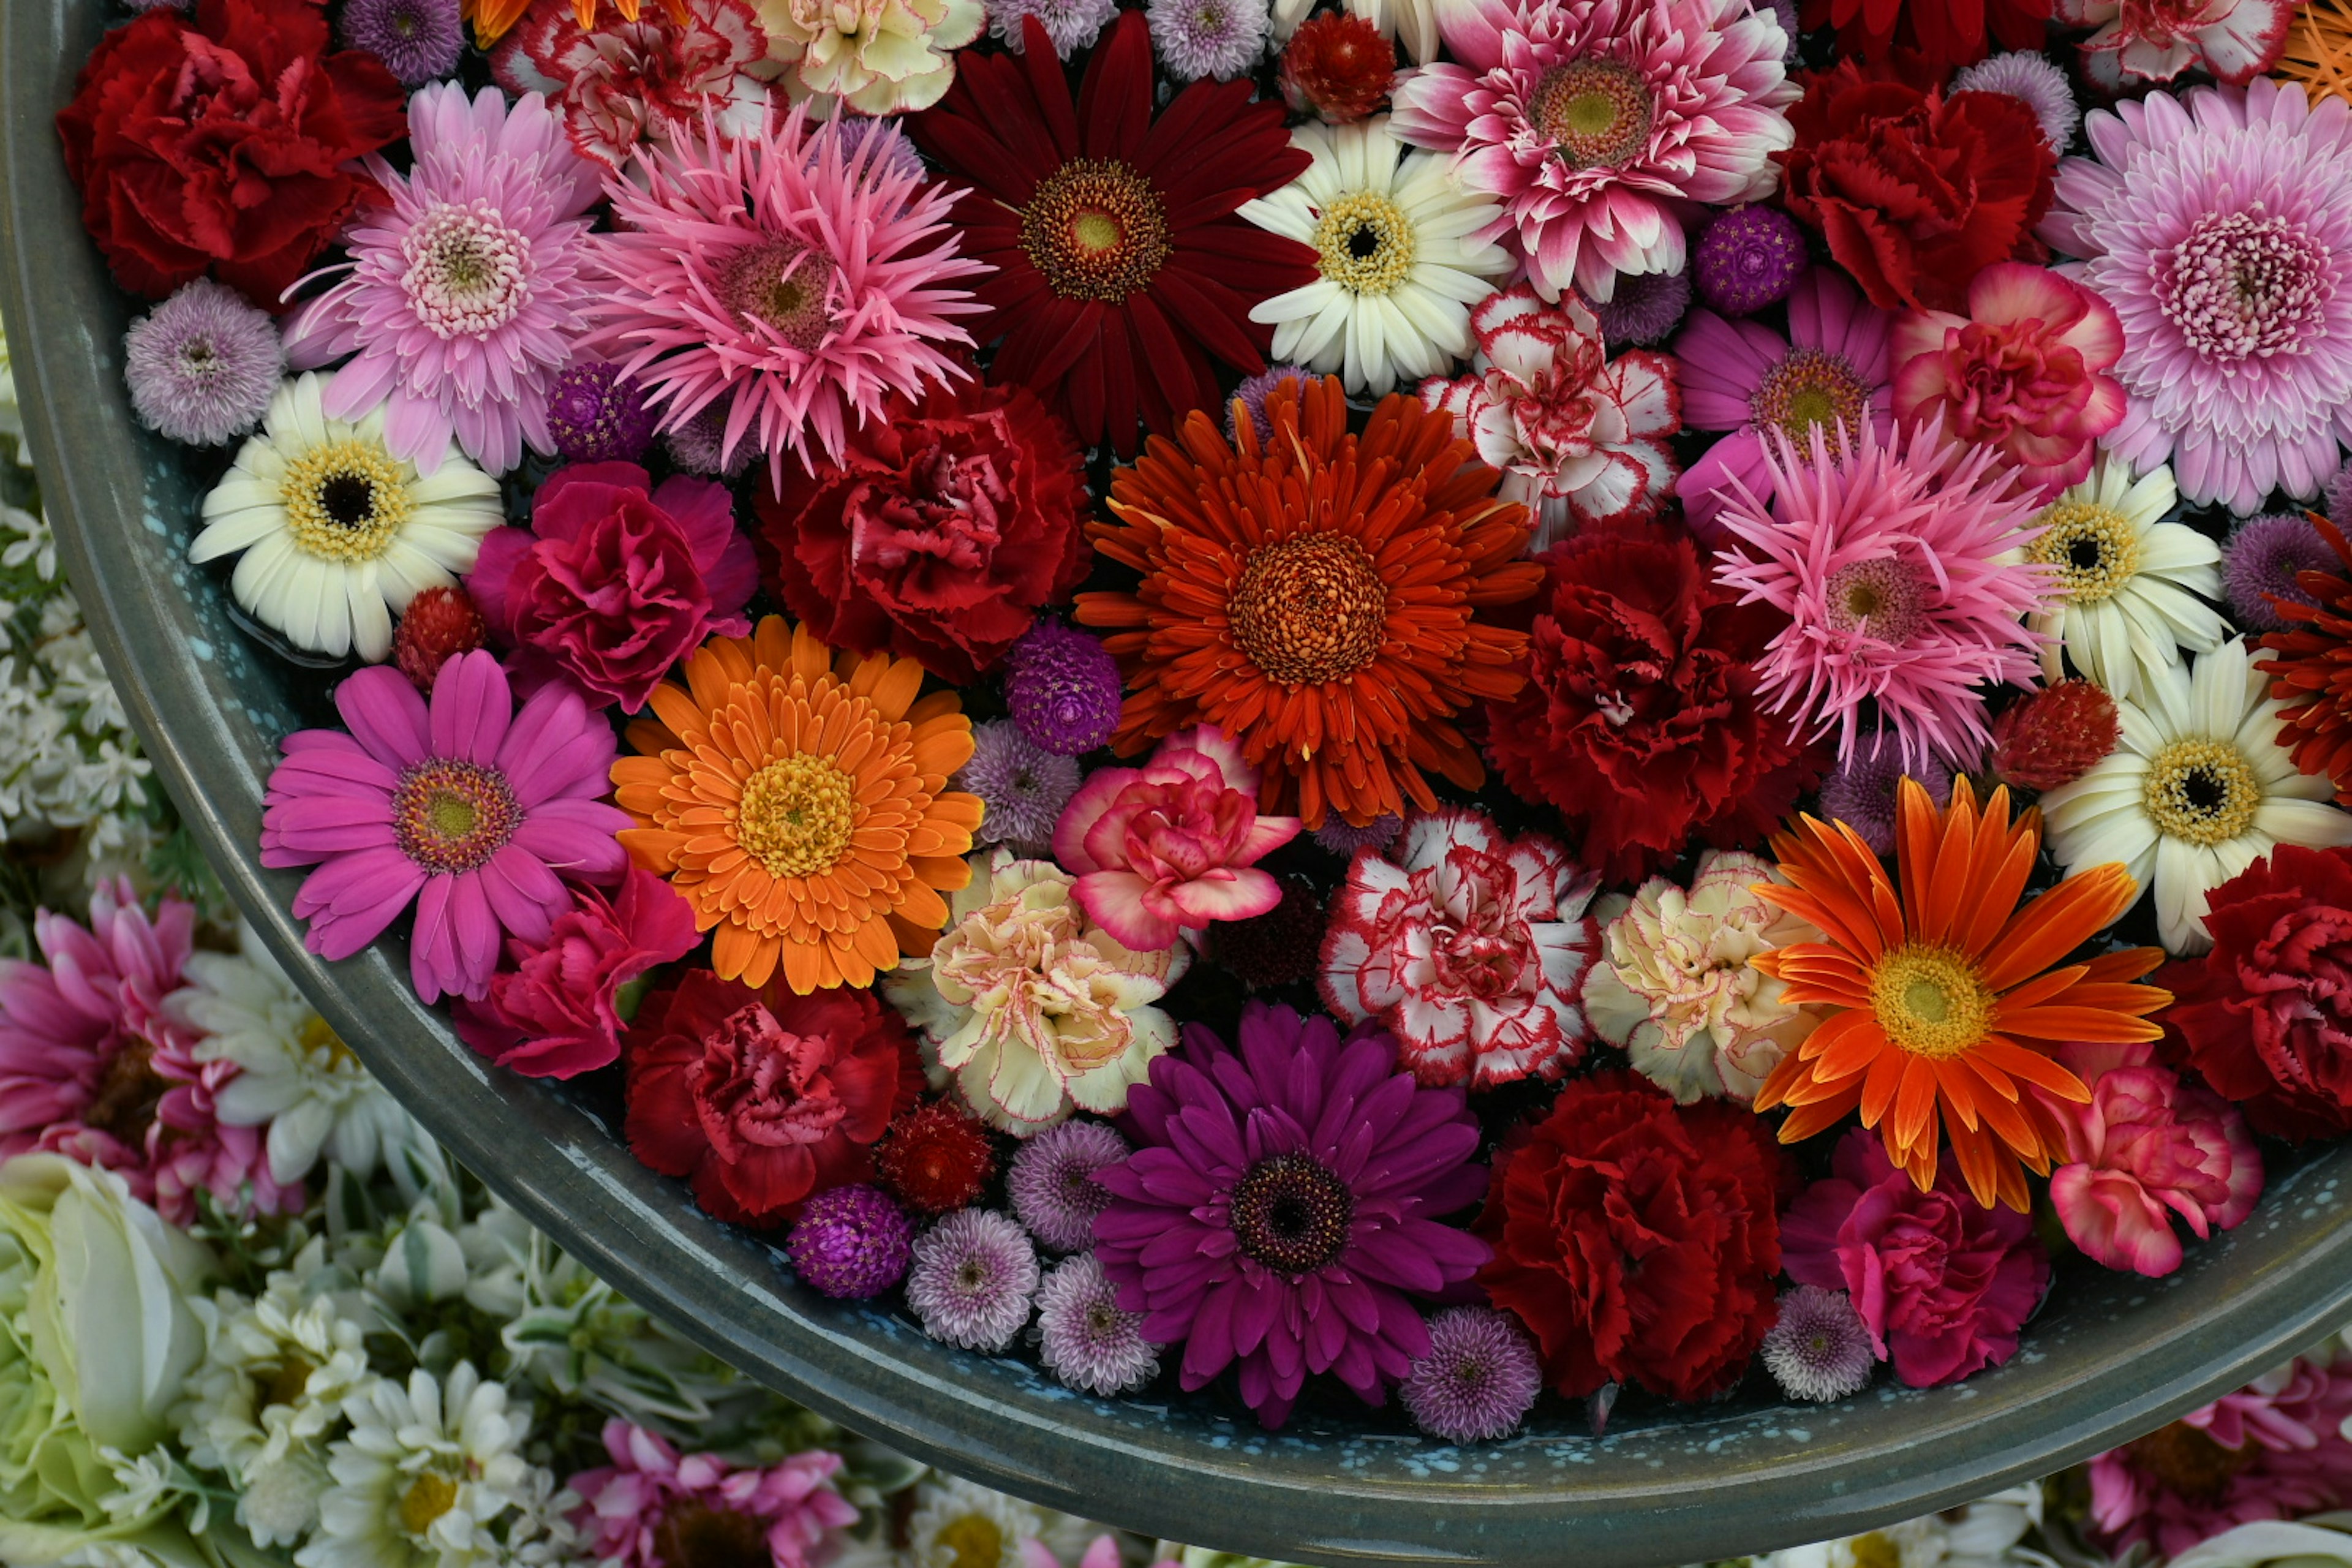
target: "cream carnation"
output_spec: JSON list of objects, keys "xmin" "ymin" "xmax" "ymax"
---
[{"xmin": 758, "ymin": 0, "xmax": 983, "ymax": 113}]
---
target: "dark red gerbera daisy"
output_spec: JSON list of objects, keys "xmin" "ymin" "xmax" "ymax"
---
[
  {"xmin": 1801, "ymin": 0, "xmax": 2053, "ymax": 75},
  {"xmin": 908, "ymin": 12, "xmax": 1316, "ymax": 456}
]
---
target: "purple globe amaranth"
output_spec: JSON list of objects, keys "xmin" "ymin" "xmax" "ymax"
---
[
  {"xmin": 1005, "ymin": 621, "xmax": 1123, "ymax": 756},
  {"xmin": 786, "ymin": 1184, "xmax": 914, "ymax": 1298}
]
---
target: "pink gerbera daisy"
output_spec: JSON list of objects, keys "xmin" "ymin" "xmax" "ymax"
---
[
  {"xmin": 490, "ymin": 0, "xmax": 775, "ymax": 172},
  {"xmin": 583, "ymin": 104, "xmax": 987, "ymax": 488},
  {"xmin": 282, "ymin": 84, "xmax": 604, "ymax": 477},
  {"xmin": 2040, "ymin": 80, "xmax": 2352, "ymax": 514},
  {"xmin": 1712, "ymin": 415, "xmax": 2051, "ymax": 771},
  {"xmin": 1389, "ymin": 0, "xmax": 1797, "ymax": 303},
  {"xmin": 261, "ymin": 650, "xmax": 631, "ymax": 1004}
]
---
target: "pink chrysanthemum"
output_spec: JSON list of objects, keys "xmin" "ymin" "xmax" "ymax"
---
[
  {"xmin": 490, "ymin": 0, "xmax": 774, "ymax": 173},
  {"xmin": 582, "ymin": 105, "xmax": 987, "ymax": 489},
  {"xmin": 2040, "ymin": 80, "xmax": 2352, "ymax": 514},
  {"xmin": 260, "ymin": 650, "xmax": 632, "ymax": 1005},
  {"xmin": 282, "ymin": 85, "xmax": 603, "ymax": 477},
  {"xmin": 1712, "ymin": 415, "xmax": 2051, "ymax": 772},
  {"xmin": 1389, "ymin": 0, "xmax": 1797, "ymax": 303},
  {"xmin": 568, "ymin": 1420, "xmax": 858, "ymax": 1568}
]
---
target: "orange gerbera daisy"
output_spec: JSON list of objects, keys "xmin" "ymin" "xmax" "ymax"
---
[
  {"xmin": 611, "ymin": 616, "xmax": 982, "ymax": 993},
  {"xmin": 1074, "ymin": 374, "xmax": 1542, "ymax": 829},
  {"xmin": 1752, "ymin": 777, "xmax": 2170, "ymax": 1213},
  {"xmin": 464, "ymin": 0, "xmax": 688, "ymax": 49},
  {"xmin": 2278, "ymin": 0, "xmax": 2352, "ymax": 105}
]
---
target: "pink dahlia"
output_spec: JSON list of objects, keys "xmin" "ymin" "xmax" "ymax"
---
[
  {"xmin": 282, "ymin": 84, "xmax": 602, "ymax": 477},
  {"xmin": 260, "ymin": 650, "xmax": 632, "ymax": 1005},
  {"xmin": 2040, "ymin": 80, "xmax": 2352, "ymax": 514},
  {"xmin": 568, "ymin": 1420, "xmax": 858, "ymax": 1568},
  {"xmin": 1711, "ymin": 415, "xmax": 2050, "ymax": 772},
  {"xmin": 583, "ymin": 105, "xmax": 986, "ymax": 489},
  {"xmin": 2054, "ymin": 0, "xmax": 2294, "ymax": 89},
  {"xmin": 1319, "ymin": 808, "xmax": 1600, "ymax": 1090},
  {"xmin": 1419, "ymin": 282, "xmax": 1679, "ymax": 551},
  {"xmin": 1673, "ymin": 268, "xmax": 1896, "ymax": 537},
  {"xmin": 1389, "ymin": 0, "xmax": 1796, "ymax": 302},
  {"xmin": 490, "ymin": 0, "xmax": 774, "ymax": 173}
]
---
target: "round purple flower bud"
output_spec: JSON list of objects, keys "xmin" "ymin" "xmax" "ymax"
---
[
  {"xmin": 2225, "ymin": 513, "xmax": 2337, "ymax": 633},
  {"xmin": 1817, "ymin": 748, "xmax": 1954, "ymax": 857},
  {"xmin": 1760, "ymin": 1285, "xmax": 1875, "ymax": 1403},
  {"xmin": 1583, "ymin": 266, "xmax": 1692, "ymax": 348},
  {"xmin": 123, "ymin": 280, "xmax": 285, "ymax": 448},
  {"xmin": 1227, "ymin": 364, "xmax": 1313, "ymax": 448},
  {"xmin": 1950, "ymin": 50, "xmax": 2079, "ymax": 154},
  {"xmin": 955, "ymin": 720, "xmax": 1082, "ymax": 856},
  {"xmin": 545, "ymin": 362, "xmax": 658, "ymax": 465},
  {"xmin": 1400, "ymin": 1306, "xmax": 1543, "ymax": 1445},
  {"xmin": 1694, "ymin": 208, "xmax": 1807, "ymax": 318},
  {"xmin": 1006, "ymin": 1119, "xmax": 1128, "ymax": 1253},
  {"xmin": 786, "ymin": 1184, "xmax": 914, "ymax": 1299},
  {"xmin": 1005, "ymin": 622, "xmax": 1122, "ymax": 756},
  {"xmin": 1034, "ymin": 1251, "xmax": 1161, "ymax": 1395},
  {"xmin": 906, "ymin": 1208, "xmax": 1041, "ymax": 1352},
  {"xmin": 337, "ymin": 0, "xmax": 464, "ymax": 86},
  {"xmin": 663, "ymin": 399, "xmax": 756, "ymax": 480},
  {"xmin": 1314, "ymin": 812, "xmax": 1401, "ymax": 858}
]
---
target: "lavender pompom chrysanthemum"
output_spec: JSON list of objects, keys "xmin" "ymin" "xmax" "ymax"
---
[
  {"xmin": 1006, "ymin": 1118, "xmax": 1128, "ymax": 1252},
  {"xmin": 1760, "ymin": 1285, "xmax": 1875, "ymax": 1403},
  {"xmin": 1585, "ymin": 267, "xmax": 1692, "ymax": 349},
  {"xmin": 787, "ymin": 1185, "xmax": 915, "ymax": 1299},
  {"xmin": 907, "ymin": 1208, "xmax": 1042, "ymax": 1352},
  {"xmin": 545, "ymin": 362, "xmax": 657, "ymax": 464},
  {"xmin": 956, "ymin": 720, "xmax": 1081, "ymax": 855},
  {"xmin": 337, "ymin": 0, "xmax": 463, "ymax": 86},
  {"xmin": 1227, "ymin": 364, "xmax": 1312, "ymax": 447},
  {"xmin": 2225, "ymin": 513, "xmax": 2338, "ymax": 633},
  {"xmin": 1399, "ymin": 1306, "xmax": 1542, "ymax": 1444},
  {"xmin": 987, "ymin": 0, "xmax": 1118, "ymax": 58},
  {"xmin": 1147, "ymin": 0, "xmax": 1267, "ymax": 81},
  {"xmin": 1951, "ymin": 51, "xmax": 2079, "ymax": 154},
  {"xmin": 1314, "ymin": 812, "xmax": 1401, "ymax": 857},
  {"xmin": 123, "ymin": 280, "xmax": 284, "ymax": 448},
  {"xmin": 1817, "ymin": 749, "xmax": 1955, "ymax": 856},
  {"xmin": 1005, "ymin": 622, "xmax": 1122, "ymax": 756},
  {"xmin": 1035, "ymin": 1252, "xmax": 1161, "ymax": 1395},
  {"xmin": 1694, "ymin": 208, "xmax": 1806, "ymax": 318}
]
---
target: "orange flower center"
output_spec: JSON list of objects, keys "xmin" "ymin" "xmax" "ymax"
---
[
  {"xmin": 1869, "ymin": 944, "xmax": 1994, "ymax": 1059},
  {"xmin": 736, "ymin": 753, "xmax": 857, "ymax": 879},
  {"xmin": 718, "ymin": 235, "xmax": 838, "ymax": 351},
  {"xmin": 1529, "ymin": 58, "xmax": 1654, "ymax": 169},
  {"xmin": 1229, "ymin": 533, "xmax": 1390, "ymax": 687},
  {"xmin": 1019, "ymin": 159, "xmax": 1172, "ymax": 304}
]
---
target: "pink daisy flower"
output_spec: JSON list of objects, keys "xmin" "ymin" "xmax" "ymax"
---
[
  {"xmin": 1389, "ymin": 0, "xmax": 1796, "ymax": 303},
  {"xmin": 583, "ymin": 104, "xmax": 988, "ymax": 489},
  {"xmin": 2052, "ymin": 0, "xmax": 2295, "ymax": 91},
  {"xmin": 567, "ymin": 1420, "xmax": 858, "ymax": 1568},
  {"xmin": 260, "ymin": 650, "xmax": 631, "ymax": 1005},
  {"xmin": 2040, "ymin": 80, "xmax": 2352, "ymax": 515},
  {"xmin": 1712, "ymin": 415, "xmax": 2051, "ymax": 772},
  {"xmin": 1673, "ymin": 267, "xmax": 1895, "ymax": 537},
  {"xmin": 283, "ymin": 85, "xmax": 604, "ymax": 477},
  {"xmin": 491, "ymin": 0, "xmax": 775, "ymax": 173}
]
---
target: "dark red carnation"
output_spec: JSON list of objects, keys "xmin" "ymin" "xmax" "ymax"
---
[
  {"xmin": 873, "ymin": 1098, "xmax": 997, "ymax": 1214},
  {"xmin": 1774, "ymin": 58, "xmax": 2056, "ymax": 314},
  {"xmin": 57, "ymin": 0, "xmax": 407, "ymax": 308},
  {"xmin": 1484, "ymin": 532, "xmax": 1822, "ymax": 883},
  {"xmin": 2161, "ymin": 845, "xmax": 2352, "ymax": 1142},
  {"xmin": 1476, "ymin": 1070, "xmax": 1796, "ymax": 1403},
  {"xmin": 755, "ymin": 380, "xmax": 1088, "ymax": 684},
  {"xmin": 1801, "ymin": 0, "xmax": 2054, "ymax": 76},
  {"xmin": 623, "ymin": 971, "xmax": 922, "ymax": 1226}
]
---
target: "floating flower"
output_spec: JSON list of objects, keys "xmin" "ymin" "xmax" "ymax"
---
[
  {"xmin": 1758, "ymin": 1285, "xmax": 1875, "ymax": 1403},
  {"xmin": 2055, "ymin": 0, "xmax": 2294, "ymax": 89},
  {"xmin": 956, "ymin": 722, "xmax": 1082, "ymax": 858},
  {"xmin": 1815, "ymin": 751, "xmax": 1954, "ymax": 856},
  {"xmin": 1989, "ymin": 679, "xmax": 2122, "ymax": 793},
  {"xmin": 339, "ymin": 0, "xmax": 466, "ymax": 84},
  {"xmin": 1801, "ymin": 0, "xmax": 2054, "ymax": 75},
  {"xmin": 1950, "ymin": 50, "xmax": 2081, "ymax": 151},
  {"xmin": 785, "ymin": 1183, "xmax": 914, "ymax": 1297},
  {"xmin": 2041, "ymin": 638, "xmax": 2352, "ymax": 954},
  {"xmin": 1003, "ymin": 623, "xmax": 1122, "ymax": 759},
  {"xmin": 190, "ymin": 374, "xmax": 503, "ymax": 664},
  {"xmin": 907, "ymin": 1207, "xmax": 1041, "ymax": 1351},
  {"xmin": 392, "ymin": 585, "xmax": 487, "ymax": 692},
  {"xmin": 492, "ymin": 0, "xmax": 773, "ymax": 171},
  {"xmin": 1320, "ymin": 808, "xmax": 1599, "ymax": 1090},
  {"xmin": 1753, "ymin": 778, "xmax": 2168, "ymax": 1210},
  {"xmin": 2228, "ymin": 513, "xmax": 2336, "ymax": 632},
  {"xmin": 1034, "ymin": 1251, "xmax": 1159, "ymax": 1395},
  {"xmin": 565, "ymin": 1421, "xmax": 857, "ymax": 1568},
  {"xmin": 984, "ymin": 0, "xmax": 1117, "ymax": 56},
  {"xmin": 1094, "ymin": 1002, "xmax": 1490, "ymax": 1428},
  {"xmin": 2024, "ymin": 456, "xmax": 2223, "ymax": 701},
  {"xmin": 1398, "ymin": 1306, "xmax": 1542, "ymax": 1445},
  {"xmin": 1278, "ymin": 11, "xmax": 1395, "ymax": 123},
  {"xmin": 1005, "ymin": 1118, "xmax": 1126, "ymax": 1252},
  {"xmin": 2040, "ymin": 80, "xmax": 2352, "ymax": 515},
  {"xmin": 1388, "ymin": 0, "xmax": 1796, "ymax": 302},
  {"xmin": 1076, "ymin": 375, "xmax": 1540, "ymax": 828},
  {"xmin": 611, "ymin": 616, "xmax": 982, "ymax": 993},
  {"xmin": 1148, "ymin": 0, "xmax": 1266, "ymax": 80},
  {"xmin": 261, "ymin": 652, "xmax": 630, "ymax": 1004},
  {"xmin": 758, "ymin": 0, "xmax": 979, "ymax": 113},
  {"xmin": 1694, "ymin": 206, "xmax": 1808, "ymax": 318},
  {"xmin": 123, "ymin": 280, "xmax": 284, "ymax": 448},
  {"xmin": 873, "ymin": 1098, "xmax": 996, "ymax": 1215}
]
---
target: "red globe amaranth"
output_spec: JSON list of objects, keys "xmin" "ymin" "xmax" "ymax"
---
[
  {"xmin": 56, "ymin": 0, "xmax": 407, "ymax": 307},
  {"xmin": 1279, "ymin": 12, "xmax": 1397, "ymax": 124},
  {"xmin": 1802, "ymin": 0, "xmax": 2054, "ymax": 74},
  {"xmin": 622, "ymin": 972, "xmax": 922, "ymax": 1226},
  {"xmin": 1485, "ymin": 532, "xmax": 1822, "ymax": 883},
  {"xmin": 1774, "ymin": 57, "xmax": 2057, "ymax": 314},
  {"xmin": 1992, "ymin": 679, "xmax": 2120, "ymax": 792},
  {"xmin": 2162, "ymin": 845, "xmax": 2352, "ymax": 1142},
  {"xmin": 755, "ymin": 380, "xmax": 1090, "ymax": 684},
  {"xmin": 873, "ymin": 1098, "xmax": 997, "ymax": 1214},
  {"xmin": 1476, "ymin": 1070, "xmax": 1796, "ymax": 1403}
]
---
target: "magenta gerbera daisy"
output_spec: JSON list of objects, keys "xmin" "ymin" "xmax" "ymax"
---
[
  {"xmin": 2040, "ymin": 80, "xmax": 2352, "ymax": 514},
  {"xmin": 1388, "ymin": 0, "xmax": 1797, "ymax": 303},
  {"xmin": 260, "ymin": 650, "xmax": 631, "ymax": 1004},
  {"xmin": 582, "ymin": 104, "xmax": 987, "ymax": 488},
  {"xmin": 1712, "ymin": 415, "xmax": 2051, "ymax": 772},
  {"xmin": 282, "ymin": 84, "xmax": 603, "ymax": 477},
  {"xmin": 1093, "ymin": 1001, "xmax": 1491, "ymax": 1430}
]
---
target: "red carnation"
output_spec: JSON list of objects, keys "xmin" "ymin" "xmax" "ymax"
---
[
  {"xmin": 1477, "ymin": 1070, "xmax": 1797, "ymax": 1403},
  {"xmin": 755, "ymin": 380, "xmax": 1090, "ymax": 684},
  {"xmin": 623, "ymin": 971, "xmax": 921, "ymax": 1226},
  {"xmin": 874, "ymin": 1098, "xmax": 997, "ymax": 1214},
  {"xmin": 2162, "ymin": 845, "xmax": 2352, "ymax": 1142},
  {"xmin": 1775, "ymin": 58, "xmax": 2056, "ymax": 314},
  {"xmin": 57, "ymin": 0, "xmax": 407, "ymax": 309},
  {"xmin": 1484, "ymin": 532, "xmax": 1822, "ymax": 883}
]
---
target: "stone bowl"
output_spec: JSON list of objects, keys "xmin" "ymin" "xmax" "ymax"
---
[{"xmin": 9, "ymin": 4, "xmax": 2352, "ymax": 1561}]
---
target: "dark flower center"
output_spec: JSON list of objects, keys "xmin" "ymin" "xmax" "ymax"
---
[
  {"xmin": 392, "ymin": 758, "xmax": 522, "ymax": 874},
  {"xmin": 279, "ymin": 439, "xmax": 413, "ymax": 563},
  {"xmin": 719, "ymin": 236, "xmax": 839, "ymax": 351},
  {"xmin": 1529, "ymin": 58, "xmax": 1654, "ymax": 170},
  {"xmin": 1019, "ymin": 159, "xmax": 1173, "ymax": 304},
  {"xmin": 1823, "ymin": 557, "xmax": 1928, "ymax": 644},
  {"xmin": 2125, "ymin": 1420, "xmax": 2256, "ymax": 1504},
  {"xmin": 2158, "ymin": 207, "xmax": 2335, "ymax": 364},
  {"xmin": 83, "ymin": 1035, "xmax": 166, "ymax": 1144},
  {"xmin": 1229, "ymin": 1151, "xmax": 1355, "ymax": 1275},
  {"xmin": 2143, "ymin": 739, "xmax": 2261, "ymax": 846},
  {"xmin": 653, "ymin": 1500, "xmax": 771, "ymax": 1568},
  {"xmin": 1229, "ymin": 533, "xmax": 1390, "ymax": 686}
]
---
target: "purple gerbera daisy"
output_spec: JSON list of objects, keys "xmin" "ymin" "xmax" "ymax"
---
[
  {"xmin": 906, "ymin": 1208, "xmax": 1041, "ymax": 1352},
  {"xmin": 1035, "ymin": 1252, "xmax": 1161, "ymax": 1395},
  {"xmin": 259, "ymin": 650, "xmax": 630, "ymax": 1004},
  {"xmin": 1094, "ymin": 1001, "xmax": 1491, "ymax": 1430},
  {"xmin": 282, "ymin": 84, "xmax": 603, "ymax": 477}
]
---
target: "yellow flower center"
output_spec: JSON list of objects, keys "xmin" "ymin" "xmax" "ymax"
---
[
  {"xmin": 1749, "ymin": 347, "xmax": 1871, "ymax": 452},
  {"xmin": 935, "ymin": 1513, "xmax": 1006, "ymax": 1568},
  {"xmin": 1313, "ymin": 191, "xmax": 1417, "ymax": 297},
  {"xmin": 737, "ymin": 753, "xmax": 858, "ymax": 879},
  {"xmin": 1529, "ymin": 58, "xmax": 1654, "ymax": 168},
  {"xmin": 1869, "ymin": 944, "xmax": 1995, "ymax": 1059},
  {"xmin": 2143, "ymin": 737, "xmax": 2262, "ymax": 845},
  {"xmin": 2029, "ymin": 499, "xmax": 2143, "ymax": 605},
  {"xmin": 277, "ymin": 439, "xmax": 413, "ymax": 564},
  {"xmin": 298, "ymin": 1012, "xmax": 359, "ymax": 1071},
  {"xmin": 1849, "ymin": 1532, "xmax": 1902, "ymax": 1568},
  {"xmin": 398, "ymin": 1472, "xmax": 459, "ymax": 1536},
  {"xmin": 1229, "ymin": 532, "xmax": 1390, "ymax": 687},
  {"xmin": 259, "ymin": 1354, "xmax": 315, "ymax": 1411},
  {"xmin": 1019, "ymin": 159, "xmax": 1172, "ymax": 304}
]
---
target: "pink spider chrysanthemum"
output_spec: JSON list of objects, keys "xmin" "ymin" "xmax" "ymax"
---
[
  {"xmin": 1711, "ymin": 416, "xmax": 2051, "ymax": 772},
  {"xmin": 282, "ymin": 84, "xmax": 603, "ymax": 477},
  {"xmin": 1389, "ymin": 0, "xmax": 1797, "ymax": 303},
  {"xmin": 2040, "ymin": 80, "xmax": 2352, "ymax": 515},
  {"xmin": 582, "ymin": 105, "xmax": 988, "ymax": 488}
]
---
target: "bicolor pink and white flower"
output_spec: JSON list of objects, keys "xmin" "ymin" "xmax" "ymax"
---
[
  {"xmin": 567, "ymin": 1420, "xmax": 858, "ymax": 1568},
  {"xmin": 1318, "ymin": 809, "xmax": 1600, "ymax": 1090},
  {"xmin": 1419, "ymin": 282, "xmax": 1679, "ymax": 551},
  {"xmin": 1389, "ymin": 0, "xmax": 1797, "ymax": 302},
  {"xmin": 1050, "ymin": 728, "xmax": 1301, "ymax": 953},
  {"xmin": 2054, "ymin": 0, "xmax": 2296, "ymax": 90},
  {"xmin": 491, "ymin": 0, "xmax": 775, "ymax": 172}
]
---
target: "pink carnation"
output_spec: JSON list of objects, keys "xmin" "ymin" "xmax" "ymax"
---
[
  {"xmin": 568, "ymin": 1420, "xmax": 858, "ymax": 1568},
  {"xmin": 2054, "ymin": 0, "xmax": 2294, "ymax": 90},
  {"xmin": 1051, "ymin": 728, "xmax": 1300, "ymax": 952}
]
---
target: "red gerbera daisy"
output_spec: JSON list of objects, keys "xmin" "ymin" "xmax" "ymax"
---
[{"xmin": 908, "ymin": 12, "xmax": 1317, "ymax": 456}]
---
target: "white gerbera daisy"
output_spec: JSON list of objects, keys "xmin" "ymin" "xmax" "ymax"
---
[
  {"xmin": 189, "ymin": 373, "xmax": 501, "ymax": 663},
  {"xmin": 177, "ymin": 1273, "xmax": 373, "ymax": 1481},
  {"xmin": 1239, "ymin": 117, "xmax": 1512, "ymax": 398},
  {"xmin": 2025, "ymin": 456, "xmax": 2225, "ymax": 702},
  {"xmin": 296, "ymin": 1363, "xmax": 533, "ymax": 1568},
  {"xmin": 2041, "ymin": 638, "xmax": 2352, "ymax": 954}
]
